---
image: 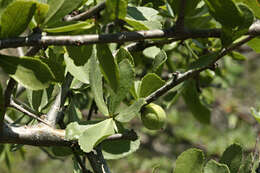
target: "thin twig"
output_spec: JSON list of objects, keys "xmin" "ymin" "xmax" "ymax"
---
[
  {"xmin": 0, "ymin": 78, "xmax": 16, "ymax": 129},
  {"xmin": 64, "ymin": 1, "xmax": 106, "ymax": 22},
  {"xmin": 9, "ymin": 99, "xmax": 51, "ymax": 127},
  {"xmin": 145, "ymin": 35, "xmax": 255, "ymax": 105},
  {"xmin": 87, "ymin": 100, "xmax": 96, "ymax": 120}
]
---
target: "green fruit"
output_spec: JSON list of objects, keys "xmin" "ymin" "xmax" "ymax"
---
[{"xmin": 141, "ymin": 103, "xmax": 166, "ymax": 130}]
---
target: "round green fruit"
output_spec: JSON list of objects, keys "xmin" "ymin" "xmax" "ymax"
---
[{"xmin": 141, "ymin": 103, "xmax": 166, "ymax": 130}]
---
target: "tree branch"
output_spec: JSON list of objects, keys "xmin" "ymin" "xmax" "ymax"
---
[
  {"xmin": 9, "ymin": 99, "xmax": 51, "ymax": 126},
  {"xmin": 86, "ymin": 145, "xmax": 111, "ymax": 173},
  {"xmin": 64, "ymin": 1, "xmax": 106, "ymax": 22},
  {"xmin": 0, "ymin": 28, "xmax": 221, "ymax": 49},
  {"xmin": 145, "ymin": 35, "xmax": 254, "ymax": 105},
  {"xmin": 47, "ymin": 73, "xmax": 73, "ymax": 127},
  {"xmin": 0, "ymin": 124, "xmax": 138, "ymax": 147},
  {"xmin": 0, "ymin": 20, "xmax": 259, "ymax": 50}
]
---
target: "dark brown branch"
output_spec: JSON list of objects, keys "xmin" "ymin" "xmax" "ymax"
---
[
  {"xmin": 0, "ymin": 78, "xmax": 16, "ymax": 129},
  {"xmin": 64, "ymin": 1, "xmax": 106, "ymax": 22},
  {"xmin": 86, "ymin": 145, "xmax": 111, "ymax": 173}
]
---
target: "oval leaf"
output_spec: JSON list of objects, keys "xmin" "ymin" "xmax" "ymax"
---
[
  {"xmin": 115, "ymin": 99, "xmax": 146, "ymax": 123},
  {"xmin": 109, "ymin": 59, "xmax": 135, "ymax": 114},
  {"xmin": 139, "ymin": 73, "xmax": 166, "ymax": 98},
  {"xmin": 0, "ymin": 0, "xmax": 36, "ymax": 38},
  {"xmin": 89, "ymin": 49, "xmax": 109, "ymax": 116},
  {"xmin": 97, "ymin": 44, "xmax": 119, "ymax": 92},
  {"xmin": 102, "ymin": 137, "xmax": 140, "ymax": 160},
  {"xmin": 219, "ymin": 144, "xmax": 242, "ymax": 173},
  {"xmin": 204, "ymin": 160, "xmax": 230, "ymax": 173},
  {"xmin": 174, "ymin": 148, "xmax": 205, "ymax": 173},
  {"xmin": 78, "ymin": 119, "xmax": 115, "ymax": 153},
  {"xmin": 0, "ymin": 55, "xmax": 55, "ymax": 90}
]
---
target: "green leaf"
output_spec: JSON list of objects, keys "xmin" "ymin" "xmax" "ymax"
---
[
  {"xmin": 143, "ymin": 46, "xmax": 161, "ymax": 59},
  {"xmin": 106, "ymin": 0, "xmax": 128, "ymax": 20},
  {"xmin": 44, "ymin": 0, "xmax": 82, "ymax": 26},
  {"xmin": 66, "ymin": 99, "xmax": 82, "ymax": 124},
  {"xmin": 219, "ymin": 144, "xmax": 242, "ymax": 173},
  {"xmin": 115, "ymin": 99, "xmax": 146, "ymax": 123},
  {"xmin": 27, "ymin": 86, "xmax": 53, "ymax": 112},
  {"xmin": 124, "ymin": 6, "xmax": 162, "ymax": 30},
  {"xmin": 169, "ymin": 0, "xmax": 201, "ymax": 17},
  {"xmin": 96, "ymin": 44, "xmax": 119, "ymax": 92},
  {"xmin": 102, "ymin": 137, "xmax": 140, "ymax": 160},
  {"xmin": 139, "ymin": 73, "xmax": 166, "ymax": 98},
  {"xmin": 34, "ymin": 2, "xmax": 49, "ymax": 26},
  {"xmin": 0, "ymin": 0, "xmax": 14, "ymax": 17},
  {"xmin": 109, "ymin": 59, "xmax": 135, "ymax": 114},
  {"xmin": 203, "ymin": 0, "xmax": 243, "ymax": 28},
  {"xmin": 250, "ymin": 107, "xmax": 260, "ymax": 124},
  {"xmin": 189, "ymin": 53, "xmax": 218, "ymax": 70},
  {"xmin": 64, "ymin": 53, "xmax": 90, "ymax": 84},
  {"xmin": 65, "ymin": 122, "xmax": 91, "ymax": 140},
  {"xmin": 174, "ymin": 148, "xmax": 205, "ymax": 173},
  {"xmin": 247, "ymin": 37, "xmax": 260, "ymax": 53},
  {"xmin": 27, "ymin": 90, "xmax": 44, "ymax": 112},
  {"xmin": 51, "ymin": 146, "xmax": 72, "ymax": 157},
  {"xmin": 66, "ymin": 45, "xmax": 93, "ymax": 66},
  {"xmin": 235, "ymin": 0, "xmax": 260, "ymax": 18},
  {"xmin": 78, "ymin": 118, "xmax": 115, "ymax": 153},
  {"xmin": 229, "ymin": 51, "xmax": 246, "ymax": 61},
  {"xmin": 204, "ymin": 160, "xmax": 230, "ymax": 173},
  {"xmin": 221, "ymin": 4, "xmax": 254, "ymax": 46},
  {"xmin": 152, "ymin": 50, "xmax": 167, "ymax": 74},
  {"xmin": 41, "ymin": 48, "xmax": 65, "ymax": 82},
  {"xmin": 115, "ymin": 48, "xmax": 134, "ymax": 65},
  {"xmin": 0, "ymin": 0, "xmax": 36, "ymax": 38},
  {"xmin": 0, "ymin": 55, "xmax": 55, "ymax": 90},
  {"xmin": 89, "ymin": 48, "xmax": 109, "ymax": 116},
  {"xmin": 44, "ymin": 21, "xmax": 94, "ymax": 33},
  {"xmin": 182, "ymin": 80, "xmax": 211, "ymax": 124}
]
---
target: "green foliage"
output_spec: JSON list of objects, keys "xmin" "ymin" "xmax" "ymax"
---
[
  {"xmin": 182, "ymin": 80, "xmax": 211, "ymax": 124},
  {"xmin": 89, "ymin": 48, "xmax": 109, "ymax": 116},
  {"xmin": 0, "ymin": 55, "xmax": 55, "ymax": 90},
  {"xmin": 115, "ymin": 99, "xmax": 146, "ymax": 123},
  {"xmin": 96, "ymin": 44, "xmax": 119, "ymax": 92},
  {"xmin": 247, "ymin": 37, "xmax": 260, "ymax": 53},
  {"xmin": 106, "ymin": 0, "xmax": 128, "ymax": 20},
  {"xmin": 219, "ymin": 144, "xmax": 242, "ymax": 173},
  {"xmin": 139, "ymin": 73, "xmax": 165, "ymax": 98},
  {"xmin": 0, "ymin": 0, "xmax": 260, "ymax": 172},
  {"xmin": 0, "ymin": 0, "xmax": 36, "ymax": 38},
  {"xmin": 204, "ymin": 160, "xmax": 230, "ymax": 173},
  {"xmin": 44, "ymin": 0, "xmax": 82, "ymax": 26},
  {"xmin": 174, "ymin": 148, "xmax": 205, "ymax": 173}
]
